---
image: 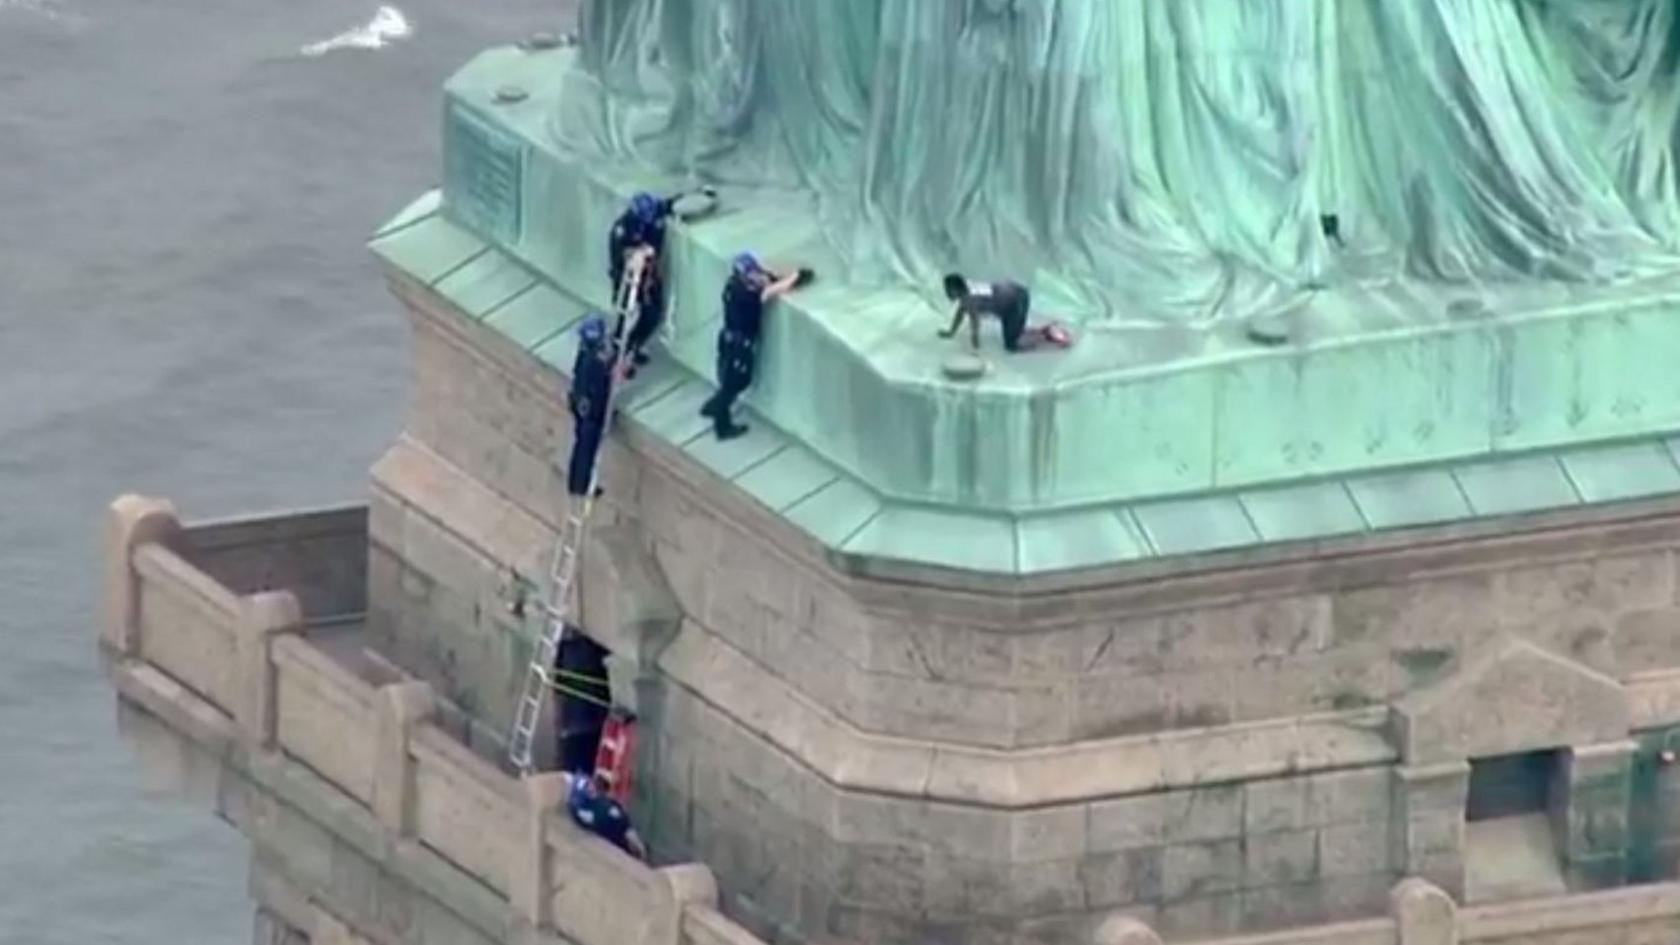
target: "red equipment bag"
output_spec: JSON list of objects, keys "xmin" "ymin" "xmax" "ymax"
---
[{"xmin": 593, "ymin": 707, "xmax": 637, "ymax": 803}]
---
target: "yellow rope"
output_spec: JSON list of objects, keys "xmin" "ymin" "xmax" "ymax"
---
[
  {"xmin": 545, "ymin": 675, "xmax": 614, "ymax": 710},
  {"xmin": 551, "ymin": 668, "xmax": 610, "ymax": 686}
]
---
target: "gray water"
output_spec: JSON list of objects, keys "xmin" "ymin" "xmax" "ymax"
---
[{"xmin": 0, "ymin": 2, "xmax": 569, "ymax": 940}]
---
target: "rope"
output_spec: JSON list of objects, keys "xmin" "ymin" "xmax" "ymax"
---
[
  {"xmin": 551, "ymin": 667, "xmax": 610, "ymax": 686},
  {"xmin": 545, "ymin": 675, "xmax": 614, "ymax": 710}
]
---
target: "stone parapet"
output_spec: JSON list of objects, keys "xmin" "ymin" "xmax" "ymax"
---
[
  {"xmin": 1190, "ymin": 879, "xmax": 1680, "ymax": 945},
  {"xmin": 180, "ymin": 504, "xmax": 369, "ymax": 621},
  {"xmin": 100, "ymin": 494, "xmax": 765, "ymax": 945},
  {"xmin": 99, "ymin": 492, "xmax": 1680, "ymax": 944}
]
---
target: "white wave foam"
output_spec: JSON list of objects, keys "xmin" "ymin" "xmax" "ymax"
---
[{"xmin": 299, "ymin": 5, "xmax": 411, "ymax": 58}]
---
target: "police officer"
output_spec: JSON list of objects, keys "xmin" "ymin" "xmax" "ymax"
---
[
  {"xmin": 607, "ymin": 188, "xmax": 715, "ymax": 372},
  {"xmin": 565, "ymin": 771, "xmax": 647, "ymax": 861},
  {"xmin": 608, "ymin": 193, "xmax": 672, "ymax": 372},
  {"xmin": 699, "ymin": 253, "xmax": 806, "ymax": 440},
  {"xmin": 566, "ymin": 315, "xmax": 615, "ymax": 497}
]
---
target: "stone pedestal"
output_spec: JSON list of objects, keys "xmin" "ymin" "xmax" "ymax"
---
[{"xmin": 1390, "ymin": 878, "xmax": 1457, "ymax": 945}]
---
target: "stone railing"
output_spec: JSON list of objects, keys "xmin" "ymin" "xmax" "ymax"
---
[
  {"xmin": 101, "ymin": 494, "xmax": 1680, "ymax": 945},
  {"xmin": 1184, "ymin": 878, "xmax": 1680, "ymax": 945},
  {"xmin": 178, "ymin": 503, "xmax": 368, "ymax": 623},
  {"xmin": 101, "ymin": 494, "xmax": 764, "ymax": 945}
]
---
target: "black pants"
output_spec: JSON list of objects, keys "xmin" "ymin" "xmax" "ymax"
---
[
  {"xmin": 702, "ymin": 331, "xmax": 756, "ymax": 432},
  {"xmin": 1000, "ymin": 288, "xmax": 1031, "ymax": 351},
  {"xmin": 567, "ymin": 416, "xmax": 604, "ymax": 495}
]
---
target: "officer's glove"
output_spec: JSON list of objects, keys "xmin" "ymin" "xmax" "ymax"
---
[{"xmin": 794, "ymin": 267, "xmax": 815, "ymax": 288}]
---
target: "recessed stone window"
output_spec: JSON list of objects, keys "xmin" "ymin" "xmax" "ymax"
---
[{"xmin": 1463, "ymin": 750, "xmax": 1566, "ymax": 903}]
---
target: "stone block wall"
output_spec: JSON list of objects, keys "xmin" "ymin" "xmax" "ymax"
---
[
  {"xmin": 183, "ymin": 505, "xmax": 369, "ymax": 623},
  {"xmin": 103, "ymin": 499, "xmax": 755, "ymax": 945},
  {"xmin": 645, "ymin": 668, "xmax": 1404, "ymax": 943},
  {"xmin": 370, "ymin": 275, "xmax": 1680, "ymax": 943},
  {"xmin": 366, "ymin": 481, "xmax": 528, "ymax": 737},
  {"xmin": 390, "ymin": 274, "xmax": 1680, "ymax": 752}
]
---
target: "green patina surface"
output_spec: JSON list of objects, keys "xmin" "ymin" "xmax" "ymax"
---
[
  {"xmin": 372, "ymin": 195, "xmax": 1680, "ymax": 575},
  {"xmin": 408, "ymin": 46, "xmax": 1680, "ymax": 522},
  {"xmin": 1629, "ymin": 727, "xmax": 1680, "ymax": 882}
]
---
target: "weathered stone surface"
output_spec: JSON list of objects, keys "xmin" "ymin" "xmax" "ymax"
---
[
  {"xmin": 254, "ymin": 907, "xmax": 311, "ymax": 945},
  {"xmin": 1316, "ymin": 872, "xmax": 1397, "ymax": 923},
  {"xmin": 1333, "ymin": 573, "xmax": 1501, "ymax": 652},
  {"xmin": 1156, "ymin": 890, "xmax": 1244, "ymax": 939},
  {"xmin": 1501, "ymin": 555, "xmax": 1673, "ymax": 630},
  {"xmin": 103, "ymin": 494, "xmax": 183, "ymax": 657},
  {"xmin": 1080, "ymin": 848, "xmax": 1164, "ymax": 909},
  {"xmin": 1319, "ymin": 822, "xmax": 1392, "ymax": 878},
  {"xmin": 1244, "ymin": 768, "xmax": 1392, "ymax": 834},
  {"xmin": 1403, "ymin": 808, "xmax": 1466, "ymax": 861},
  {"xmin": 1012, "ymin": 805, "xmax": 1089, "ymax": 863},
  {"xmin": 1156, "ymin": 596, "xmax": 1334, "ymax": 669},
  {"xmin": 371, "ymin": 681, "xmax": 434, "ymax": 833},
  {"xmin": 1395, "ymin": 637, "xmax": 1629, "ymax": 765},
  {"xmin": 1615, "ymin": 608, "xmax": 1680, "ymax": 674},
  {"xmin": 1243, "ymin": 829, "xmax": 1319, "ymax": 888},
  {"xmin": 1390, "ymin": 877, "xmax": 1456, "ymax": 945},
  {"xmin": 834, "ymin": 843, "xmax": 926, "ymax": 914},
  {"xmin": 849, "ymin": 670, "xmax": 1014, "ymax": 748},
  {"xmin": 235, "ymin": 590, "xmax": 304, "ymax": 746},
  {"xmin": 1088, "ymin": 785, "xmax": 1242, "ymax": 853},
  {"xmin": 1009, "ymin": 858, "xmax": 1085, "ymax": 915},
  {"xmin": 1162, "ymin": 839, "xmax": 1243, "ymax": 901},
  {"xmin": 1162, "ymin": 670, "xmax": 1237, "ymax": 728},
  {"xmin": 1397, "ymin": 762, "xmax": 1471, "ymax": 813},
  {"xmin": 1073, "ymin": 674, "xmax": 1167, "ymax": 740},
  {"xmin": 829, "ymin": 792, "xmax": 1008, "ymax": 862}
]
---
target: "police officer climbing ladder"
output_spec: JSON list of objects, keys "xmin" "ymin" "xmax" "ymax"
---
[{"xmin": 506, "ymin": 252, "xmax": 650, "ymax": 775}]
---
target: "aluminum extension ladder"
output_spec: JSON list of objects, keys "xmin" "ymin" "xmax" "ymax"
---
[{"xmin": 507, "ymin": 251, "xmax": 650, "ymax": 775}]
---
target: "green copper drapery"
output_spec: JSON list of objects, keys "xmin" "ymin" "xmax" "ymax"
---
[{"xmin": 554, "ymin": 0, "xmax": 1680, "ymax": 325}]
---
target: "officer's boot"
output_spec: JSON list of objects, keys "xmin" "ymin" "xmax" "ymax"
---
[{"xmin": 716, "ymin": 417, "xmax": 749, "ymax": 440}]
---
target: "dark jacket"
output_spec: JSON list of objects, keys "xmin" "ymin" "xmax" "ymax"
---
[
  {"xmin": 569, "ymin": 342, "xmax": 613, "ymax": 423},
  {"xmin": 608, "ymin": 198, "xmax": 675, "ymax": 284}
]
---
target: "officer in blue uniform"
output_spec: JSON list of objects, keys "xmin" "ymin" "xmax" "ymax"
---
[
  {"xmin": 607, "ymin": 193, "xmax": 672, "ymax": 371},
  {"xmin": 607, "ymin": 189, "xmax": 714, "ymax": 372},
  {"xmin": 698, "ymin": 253, "xmax": 806, "ymax": 440},
  {"xmin": 566, "ymin": 315, "xmax": 615, "ymax": 497},
  {"xmin": 565, "ymin": 771, "xmax": 647, "ymax": 861}
]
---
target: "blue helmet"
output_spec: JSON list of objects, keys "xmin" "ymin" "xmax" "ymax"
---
[
  {"xmin": 578, "ymin": 314, "xmax": 606, "ymax": 344},
  {"xmin": 732, "ymin": 252, "xmax": 761, "ymax": 277},
  {"xmin": 630, "ymin": 192, "xmax": 660, "ymax": 223}
]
